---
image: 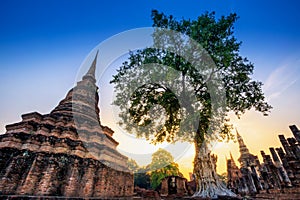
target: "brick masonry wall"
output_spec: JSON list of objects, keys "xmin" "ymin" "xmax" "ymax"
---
[{"xmin": 0, "ymin": 148, "xmax": 134, "ymax": 198}]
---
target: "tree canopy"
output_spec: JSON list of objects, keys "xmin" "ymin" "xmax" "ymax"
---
[
  {"xmin": 148, "ymin": 148, "xmax": 174, "ymax": 170},
  {"xmin": 148, "ymin": 148, "xmax": 182, "ymax": 190},
  {"xmin": 111, "ymin": 10, "xmax": 271, "ymax": 146}
]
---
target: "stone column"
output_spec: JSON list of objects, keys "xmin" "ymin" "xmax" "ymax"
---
[
  {"xmin": 289, "ymin": 125, "xmax": 300, "ymax": 143},
  {"xmin": 278, "ymin": 135, "xmax": 295, "ymax": 159},
  {"xmin": 64, "ymin": 159, "xmax": 80, "ymax": 197},
  {"xmin": 270, "ymin": 147, "xmax": 292, "ymax": 187},
  {"xmin": 238, "ymin": 174, "xmax": 249, "ymax": 195},
  {"xmin": 240, "ymin": 167, "xmax": 257, "ymax": 194},
  {"xmin": 19, "ymin": 155, "xmax": 44, "ymax": 194},
  {"xmin": 250, "ymin": 165, "xmax": 263, "ymax": 191},
  {"xmin": 81, "ymin": 160, "xmax": 96, "ymax": 197},
  {"xmin": 104, "ymin": 167, "xmax": 114, "ymax": 197},
  {"xmin": 36, "ymin": 156, "xmax": 59, "ymax": 195},
  {"xmin": 266, "ymin": 154, "xmax": 282, "ymax": 189},
  {"xmin": 261, "ymin": 151, "xmax": 280, "ymax": 189},
  {"xmin": 287, "ymin": 138, "xmax": 300, "ymax": 160},
  {"xmin": 260, "ymin": 165, "xmax": 271, "ymax": 190},
  {"xmin": 0, "ymin": 155, "xmax": 20, "ymax": 194},
  {"xmin": 102, "ymin": 166, "xmax": 109, "ymax": 195},
  {"xmin": 276, "ymin": 147, "xmax": 289, "ymax": 167},
  {"xmin": 93, "ymin": 166, "xmax": 105, "ymax": 197},
  {"xmin": 276, "ymin": 147, "xmax": 295, "ymax": 183}
]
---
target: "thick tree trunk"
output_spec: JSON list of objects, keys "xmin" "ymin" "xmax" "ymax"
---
[{"xmin": 193, "ymin": 141, "xmax": 236, "ymax": 198}]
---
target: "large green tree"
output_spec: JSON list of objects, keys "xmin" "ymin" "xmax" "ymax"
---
[
  {"xmin": 148, "ymin": 148, "xmax": 174, "ymax": 171},
  {"xmin": 111, "ymin": 10, "xmax": 271, "ymax": 198},
  {"xmin": 147, "ymin": 148, "xmax": 182, "ymax": 190}
]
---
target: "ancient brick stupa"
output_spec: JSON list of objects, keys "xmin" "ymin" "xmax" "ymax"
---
[{"xmin": 0, "ymin": 52, "xmax": 134, "ymax": 198}]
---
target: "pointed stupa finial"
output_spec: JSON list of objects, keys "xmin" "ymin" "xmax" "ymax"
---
[
  {"xmin": 83, "ymin": 50, "xmax": 98, "ymax": 81},
  {"xmin": 229, "ymin": 152, "xmax": 237, "ymax": 166},
  {"xmin": 236, "ymin": 128, "xmax": 245, "ymax": 145},
  {"xmin": 236, "ymin": 128, "xmax": 240, "ymax": 137}
]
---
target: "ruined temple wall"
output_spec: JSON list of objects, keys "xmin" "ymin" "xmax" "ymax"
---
[{"xmin": 0, "ymin": 148, "xmax": 134, "ymax": 197}]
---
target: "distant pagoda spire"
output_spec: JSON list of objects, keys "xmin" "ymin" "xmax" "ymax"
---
[
  {"xmin": 236, "ymin": 129, "xmax": 255, "ymax": 168},
  {"xmin": 227, "ymin": 151, "xmax": 242, "ymax": 189},
  {"xmin": 236, "ymin": 129, "xmax": 250, "ymax": 155},
  {"xmin": 228, "ymin": 151, "xmax": 239, "ymax": 170},
  {"xmin": 83, "ymin": 50, "xmax": 98, "ymax": 82},
  {"xmin": 230, "ymin": 152, "xmax": 236, "ymax": 165}
]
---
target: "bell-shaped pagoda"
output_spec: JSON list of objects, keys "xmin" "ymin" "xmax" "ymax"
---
[{"xmin": 0, "ymin": 52, "xmax": 133, "ymax": 198}]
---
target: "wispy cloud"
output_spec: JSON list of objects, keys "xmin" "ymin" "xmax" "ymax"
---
[{"xmin": 263, "ymin": 58, "xmax": 300, "ymax": 101}]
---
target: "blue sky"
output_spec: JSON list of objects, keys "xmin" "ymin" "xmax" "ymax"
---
[{"xmin": 1, "ymin": 0, "xmax": 300, "ymax": 174}]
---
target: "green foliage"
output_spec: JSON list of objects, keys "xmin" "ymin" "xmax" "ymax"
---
[
  {"xmin": 147, "ymin": 148, "xmax": 182, "ymax": 190},
  {"xmin": 127, "ymin": 158, "xmax": 139, "ymax": 173},
  {"xmin": 150, "ymin": 162, "xmax": 182, "ymax": 190},
  {"xmin": 110, "ymin": 10, "xmax": 272, "ymax": 146},
  {"xmin": 148, "ymin": 148, "xmax": 174, "ymax": 170},
  {"xmin": 127, "ymin": 149, "xmax": 183, "ymax": 190}
]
